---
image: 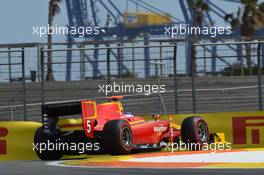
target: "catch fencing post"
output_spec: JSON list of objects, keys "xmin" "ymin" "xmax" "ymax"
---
[
  {"xmin": 21, "ymin": 48, "xmax": 27, "ymax": 121},
  {"xmin": 257, "ymin": 41, "xmax": 263, "ymax": 111},
  {"xmin": 159, "ymin": 41, "xmax": 163, "ymax": 76},
  {"xmin": 80, "ymin": 44, "xmax": 85, "ymax": 80},
  {"xmin": 203, "ymin": 42, "xmax": 207, "ymax": 76},
  {"xmin": 238, "ymin": 39, "xmax": 244, "ymax": 76},
  {"xmin": 191, "ymin": 43, "xmax": 197, "ymax": 113},
  {"xmin": 150, "ymin": 60, "xmax": 166, "ymax": 114},
  {"xmin": 8, "ymin": 48, "xmax": 12, "ymax": 82},
  {"xmin": 262, "ymin": 43, "xmax": 264, "ymax": 67},
  {"xmin": 107, "ymin": 46, "xmax": 111, "ymax": 84},
  {"xmin": 132, "ymin": 41, "xmax": 135, "ymax": 77},
  {"xmin": 37, "ymin": 44, "xmax": 41, "ymax": 82},
  {"xmin": 40, "ymin": 48, "xmax": 45, "ymax": 104},
  {"xmin": 173, "ymin": 43, "xmax": 179, "ymax": 114}
]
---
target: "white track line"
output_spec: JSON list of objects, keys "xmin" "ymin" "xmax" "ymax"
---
[
  {"xmin": 46, "ymin": 161, "xmax": 95, "ymax": 168},
  {"xmin": 125, "ymin": 151, "xmax": 264, "ymax": 163}
]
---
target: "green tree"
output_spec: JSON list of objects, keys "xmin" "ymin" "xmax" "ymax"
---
[
  {"xmin": 46, "ymin": 0, "xmax": 62, "ymax": 81},
  {"xmin": 225, "ymin": 0, "xmax": 264, "ymax": 75}
]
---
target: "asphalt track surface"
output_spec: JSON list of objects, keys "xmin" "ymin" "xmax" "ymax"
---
[{"xmin": 1, "ymin": 161, "xmax": 264, "ymax": 175}]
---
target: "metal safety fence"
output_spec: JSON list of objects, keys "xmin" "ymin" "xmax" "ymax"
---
[
  {"xmin": 0, "ymin": 49, "xmax": 27, "ymax": 120},
  {"xmin": 193, "ymin": 40, "xmax": 264, "ymax": 113},
  {"xmin": 0, "ymin": 40, "xmax": 264, "ymax": 121}
]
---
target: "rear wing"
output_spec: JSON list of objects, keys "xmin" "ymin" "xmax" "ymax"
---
[
  {"xmin": 41, "ymin": 101, "xmax": 82, "ymax": 134},
  {"xmin": 41, "ymin": 100, "xmax": 97, "ymax": 138},
  {"xmin": 41, "ymin": 97, "xmax": 121, "ymax": 135}
]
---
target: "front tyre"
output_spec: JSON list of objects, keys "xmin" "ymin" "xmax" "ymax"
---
[
  {"xmin": 34, "ymin": 127, "xmax": 63, "ymax": 160},
  {"xmin": 103, "ymin": 120, "xmax": 133, "ymax": 155},
  {"xmin": 181, "ymin": 116, "xmax": 209, "ymax": 150}
]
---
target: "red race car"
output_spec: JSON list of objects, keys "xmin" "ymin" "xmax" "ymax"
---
[{"xmin": 34, "ymin": 96, "xmax": 210, "ymax": 160}]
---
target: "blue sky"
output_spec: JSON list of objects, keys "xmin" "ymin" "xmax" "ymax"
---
[
  {"xmin": 0, "ymin": 0, "xmax": 244, "ymax": 44},
  {"xmin": 0, "ymin": 0, "xmax": 67, "ymax": 44}
]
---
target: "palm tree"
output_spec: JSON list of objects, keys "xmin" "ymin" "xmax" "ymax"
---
[
  {"xmin": 187, "ymin": 0, "xmax": 210, "ymax": 75},
  {"xmin": 225, "ymin": 0, "xmax": 264, "ymax": 75},
  {"xmin": 46, "ymin": 0, "xmax": 62, "ymax": 81}
]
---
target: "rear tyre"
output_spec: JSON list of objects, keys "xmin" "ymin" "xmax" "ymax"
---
[
  {"xmin": 34, "ymin": 127, "xmax": 63, "ymax": 160},
  {"xmin": 181, "ymin": 116, "xmax": 209, "ymax": 150},
  {"xmin": 103, "ymin": 120, "xmax": 133, "ymax": 155}
]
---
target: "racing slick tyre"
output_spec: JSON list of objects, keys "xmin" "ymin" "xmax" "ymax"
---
[
  {"xmin": 103, "ymin": 120, "xmax": 133, "ymax": 155},
  {"xmin": 34, "ymin": 126, "xmax": 63, "ymax": 160},
  {"xmin": 181, "ymin": 116, "xmax": 209, "ymax": 150}
]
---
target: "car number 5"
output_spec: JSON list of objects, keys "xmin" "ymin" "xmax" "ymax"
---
[{"xmin": 86, "ymin": 120, "xmax": 92, "ymax": 133}]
